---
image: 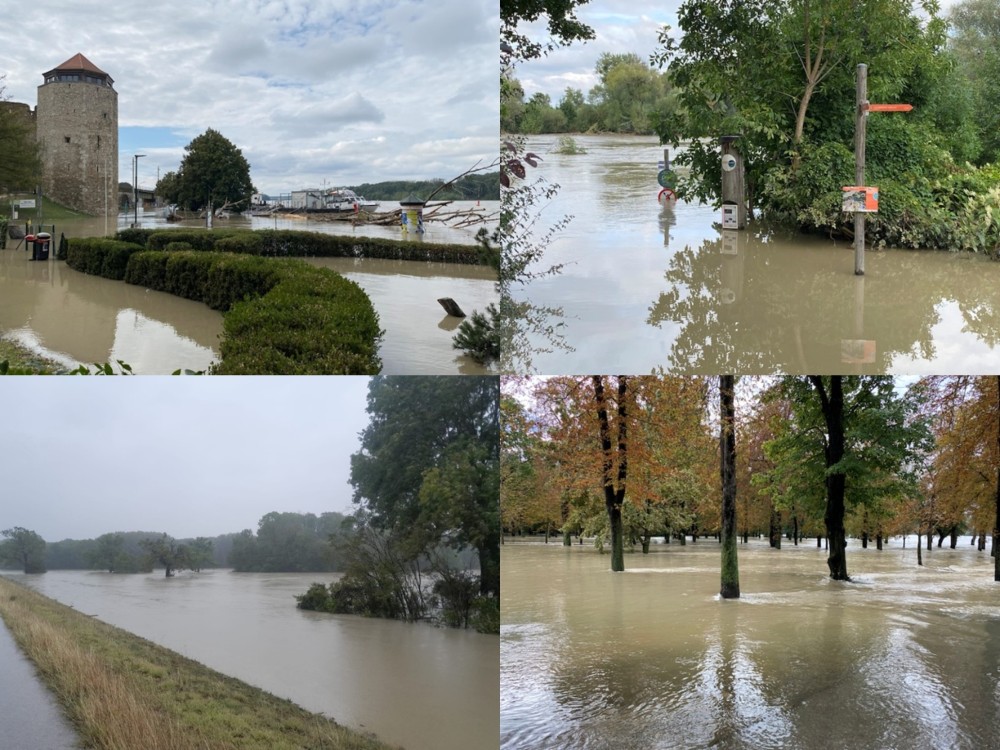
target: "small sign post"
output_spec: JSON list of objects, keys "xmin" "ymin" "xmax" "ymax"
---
[{"xmin": 847, "ymin": 63, "xmax": 911, "ymax": 275}]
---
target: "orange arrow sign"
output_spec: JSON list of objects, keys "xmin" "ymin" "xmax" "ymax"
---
[{"xmin": 864, "ymin": 103, "xmax": 913, "ymax": 112}]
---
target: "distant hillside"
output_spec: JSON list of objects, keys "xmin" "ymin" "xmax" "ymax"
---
[{"xmin": 348, "ymin": 172, "xmax": 499, "ymax": 201}]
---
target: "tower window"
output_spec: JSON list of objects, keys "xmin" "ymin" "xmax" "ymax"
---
[{"xmin": 64, "ymin": 136, "xmax": 71, "ymax": 143}]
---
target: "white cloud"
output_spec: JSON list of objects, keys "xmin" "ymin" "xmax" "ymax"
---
[{"xmin": 0, "ymin": 0, "xmax": 498, "ymax": 194}]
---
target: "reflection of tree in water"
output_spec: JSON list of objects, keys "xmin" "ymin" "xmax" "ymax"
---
[
  {"xmin": 498, "ymin": 293, "xmax": 570, "ymax": 373},
  {"xmin": 540, "ymin": 599, "xmax": 792, "ymax": 749},
  {"xmin": 644, "ymin": 225, "xmax": 1000, "ymax": 373}
]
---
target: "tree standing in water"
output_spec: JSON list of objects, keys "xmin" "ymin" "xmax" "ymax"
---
[
  {"xmin": 719, "ymin": 375, "xmax": 740, "ymax": 598},
  {"xmin": 592, "ymin": 376, "xmax": 629, "ymax": 572}
]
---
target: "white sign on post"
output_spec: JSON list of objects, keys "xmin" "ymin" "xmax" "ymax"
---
[{"xmin": 18, "ymin": 199, "xmax": 36, "ymax": 209}]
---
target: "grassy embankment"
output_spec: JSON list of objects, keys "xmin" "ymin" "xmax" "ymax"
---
[
  {"xmin": 0, "ymin": 339, "xmax": 61, "ymax": 374},
  {"xmin": 0, "ymin": 576, "xmax": 397, "ymax": 750}
]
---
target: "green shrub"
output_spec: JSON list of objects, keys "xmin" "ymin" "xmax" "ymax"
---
[
  {"xmin": 470, "ymin": 596, "xmax": 500, "ymax": 634},
  {"xmin": 120, "ymin": 227, "xmax": 491, "ymax": 265},
  {"xmin": 203, "ymin": 254, "xmax": 281, "ymax": 311},
  {"xmin": 432, "ymin": 569, "xmax": 479, "ymax": 629},
  {"xmin": 124, "ymin": 251, "xmax": 169, "ymax": 289},
  {"xmin": 164, "ymin": 252, "xmax": 215, "ymax": 301},
  {"xmin": 295, "ymin": 583, "xmax": 334, "ymax": 612},
  {"xmin": 65, "ymin": 238, "xmax": 145, "ymax": 280}
]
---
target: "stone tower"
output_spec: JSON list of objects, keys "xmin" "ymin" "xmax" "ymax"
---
[{"xmin": 35, "ymin": 53, "xmax": 118, "ymax": 216}]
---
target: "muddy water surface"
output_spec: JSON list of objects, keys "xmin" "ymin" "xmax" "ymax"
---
[
  {"xmin": 501, "ymin": 540, "xmax": 1000, "ymax": 749},
  {"xmin": 509, "ymin": 135, "xmax": 1000, "ymax": 374},
  {"xmin": 15, "ymin": 569, "xmax": 499, "ymax": 750}
]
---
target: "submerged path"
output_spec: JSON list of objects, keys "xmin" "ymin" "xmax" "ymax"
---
[{"xmin": 0, "ymin": 617, "xmax": 79, "ymax": 749}]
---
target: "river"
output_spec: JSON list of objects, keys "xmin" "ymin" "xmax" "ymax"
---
[
  {"xmin": 501, "ymin": 539, "xmax": 1000, "ymax": 749},
  {"xmin": 1, "ymin": 203, "xmax": 497, "ymax": 374},
  {"xmin": 11, "ymin": 569, "xmax": 498, "ymax": 750},
  {"xmin": 507, "ymin": 134, "xmax": 1000, "ymax": 375}
]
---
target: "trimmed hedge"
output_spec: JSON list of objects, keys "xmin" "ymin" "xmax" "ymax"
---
[
  {"xmin": 127, "ymin": 228, "xmax": 488, "ymax": 265},
  {"xmin": 116, "ymin": 249, "xmax": 382, "ymax": 373},
  {"xmin": 65, "ymin": 238, "xmax": 147, "ymax": 280}
]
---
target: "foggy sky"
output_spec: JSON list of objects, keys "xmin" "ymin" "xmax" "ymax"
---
[{"xmin": 1, "ymin": 377, "xmax": 375, "ymax": 542}]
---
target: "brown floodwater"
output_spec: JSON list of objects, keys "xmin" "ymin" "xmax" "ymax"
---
[
  {"xmin": 13, "ymin": 569, "xmax": 499, "ymax": 750},
  {"xmin": 507, "ymin": 135, "xmax": 1000, "ymax": 375},
  {"xmin": 1, "ymin": 208, "xmax": 497, "ymax": 374},
  {"xmin": 0, "ymin": 240, "xmax": 222, "ymax": 373},
  {"xmin": 501, "ymin": 540, "xmax": 1000, "ymax": 749}
]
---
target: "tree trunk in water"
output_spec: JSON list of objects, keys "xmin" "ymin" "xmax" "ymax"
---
[
  {"xmin": 861, "ymin": 531, "xmax": 868, "ymax": 549},
  {"xmin": 978, "ymin": 532, "xmax": 986, "ymax": 552},
  {"xmin": 950, "ymin": 528, "xmax": 958, "ymax": 549},
  {"xmin": 609, "ymin": 502, "xmax": 624, "ymax": 572},
  {"xmin": 593, "ymin": 375, "xmax": 629, "ymax": 573},
  {"xmin": 926, "ymin": 530, "xmax": 933, "ymax": 550},
  {"xmin": 793, "ymin": 516, "xmax": 799, "ymax": 546},
  {"xmin": 769, "ymin": 505, "xmax": 781, "ymax": 549},
  {"xmin": 876, "ymin": 532, "xmax": 883, "ymax": 551},
  {"xmin": 917, "ymin": 528, "xmax": 923, "ymax": 566},
  {"xmin": 719, "ymin": 375, "xmax": 740, "ymax": 599},
  {"xmin": 817, "ymin": 535, "xmax": 822, "ymax": 548},
  {"xmin": 478, "ymin": 540, "xmax": 500, "ymax": 596},
  {"xmin": 995, "ymin": 376, "xmax": 1000, "ymax": 581},
  {"xmin": 811, "ymin": 376, "xmax": 850, "ymax": 581},
  {"xmin": 641, "ymin": 536, "xmax": 650, "ymax": 554},
  {"xmin": 562, "ymin": 528, "xmax": 571, "ymax": 546}
]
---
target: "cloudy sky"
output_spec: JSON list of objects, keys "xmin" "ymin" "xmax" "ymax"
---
[
  {"xmin": 1, "ymin": 377, "xmax": 377, "ymax": 542},
  {"xmin": 514, "ymin": 0, "xmax": 963, "ymax": 104},
  {"xmin": 0, "ymin": 0, "xmax": 498, "ymax": 196}
]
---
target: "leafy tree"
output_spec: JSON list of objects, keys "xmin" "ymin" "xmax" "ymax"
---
[
  {"xmin": 350, "ymin": 376, "xmax": 500, "ymax": 596},
  {"xmin": 0, "ymin": 527, "xmax": 46, "ymax": 573},
  {"xmin": 949, "ymin": 0, "xmax": 1000, "ymax": 162},
  {"xmin": 501, "ymin": 0, "xmax": 596, "ymax": 61},
  {"xmin": 0, "ymin": 79, "xmax": 41, "ymax": 191},
  {"xmin": 172, "ymin": 128, "xmax": 254, "ymax": 211},
  {"xmin": 140, "ymin": 533, "xmax": 191, "ymax": 578},
  {"xmin": 766, "ymin": 377, "xmax": 932, "ymax": 580},
  {"xmin": 88, "ymin": 532, "xmax": 126, "ymax": 573},
  {"xmin": 653, "ymin": 1, "xmax": 953, "ymax": 227}
]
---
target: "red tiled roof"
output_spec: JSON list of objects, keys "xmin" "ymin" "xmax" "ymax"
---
[{"xmin": 43, "ymin": 53, "xmax": 112, "ymax": 81}]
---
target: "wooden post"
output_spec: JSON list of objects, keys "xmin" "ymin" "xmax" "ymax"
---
[
  {"xmin": 720, "ymin": 135, "xmax": 746, "ymax": 229},
  {"xmin": 854, "ymin": 64, "xmax": 867, "ymax": 276}
]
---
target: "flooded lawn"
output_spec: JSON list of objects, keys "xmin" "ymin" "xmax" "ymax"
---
[{"xmin": 507, "ymin": 135, "xmax": 1000, "ymax": 375}]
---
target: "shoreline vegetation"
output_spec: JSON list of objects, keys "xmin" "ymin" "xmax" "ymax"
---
[
  {"xmin": 0, "ymin": 576, "xmax": 396, "ymax": 750},
  {"xmin": 0, "ymin": 338, "xmax": 62, "ymax": 374}
]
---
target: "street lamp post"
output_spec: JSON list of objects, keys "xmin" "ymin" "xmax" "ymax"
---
[{"xmin": 133, "ymin": 153, "xmax": 145, "ymax": 227}]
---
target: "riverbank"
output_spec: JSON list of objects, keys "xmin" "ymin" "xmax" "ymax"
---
[
  {"xmin": 0, "ymin": 338, "xmax": 60, "ymax": 374},
  {"xmin": 0, "ymin": 576, "xmax": 396, "ymax": 750}
]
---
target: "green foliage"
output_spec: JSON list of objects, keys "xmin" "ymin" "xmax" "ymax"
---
[
  {"xmin": 452, "ymin": 303, "xmax": 500, "ymax": 364},
  {"xmin": 351, "ymin": 376, "xmax": 500, "ymax": 596},
  {"xmin": 431, "ymin": 565, "xmax": 480, "ymax": 629},
  {"xmin": 167, "ymin": 128, "xmax": 255, "ymax": 211},
  {"xmin": 131, "ymin": 227, "xmax": 488, "ymax": 265},
  {"xmin": 0, "ymin": 527, "xmax": 47, "ymax": 573},
  {"xmin": 553, "ymin": 135, "xmax": 586, "ymax": 155},
  {"xmin": 501, "ymin": 0, "xmax": 595, "ymax": 61},
  {"xmin": 761, "ymin": 377, "xmax": 934, "ymax": 520},
  {"xmin": 65, "ymin": 238, "xmax": 146, "ymax": 279},
  {"xmin": 347, "ymin": 173, "xmax": 500, "ymax": 201},
  {"xmin": 229, "ymin": 512, "xmax": 347, "ymax": 572},
  {"xmin": 139, "ymin": 533, "xmax": 205, "ymax": 577},
  {"xmin": 470, "ymin": 595, "xmax": 500, "ymax": 634},
  {"xmin": 67, "ymin": 236, "xmax": 384, "ymax": 374},
  {"xmin": 0, "ymin": 82, "xmax": 41, "ymax": 190}
]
